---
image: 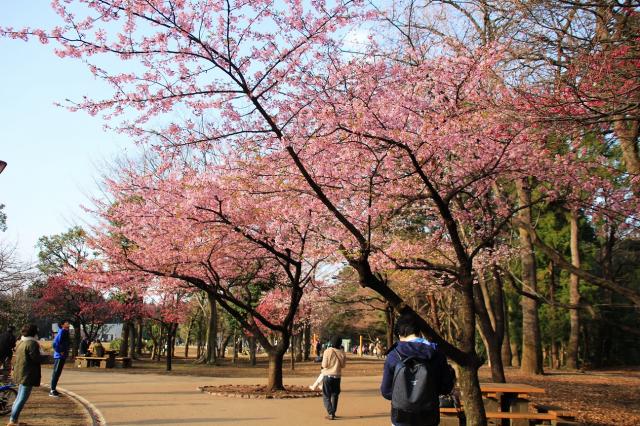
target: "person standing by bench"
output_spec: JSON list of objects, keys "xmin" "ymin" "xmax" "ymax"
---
[
  {"xmin": 7, "ymin": 324, "xmax": 42, "ymax": 426},
  {"xmin": 92, "ymin": 339, "xmax": 105, "ymax": 357},
  {"xmin": 49, "ymin": 320, "xmax": 70, "ymax": 398}
]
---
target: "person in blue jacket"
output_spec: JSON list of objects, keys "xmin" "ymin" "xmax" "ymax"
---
[
  {"xmin": 380, "ymin": 312, "xmax": 455, "ymax": 426},
  {"xmin": 50, "ymin": 320, "xmax": 70, "ymax": 397}
]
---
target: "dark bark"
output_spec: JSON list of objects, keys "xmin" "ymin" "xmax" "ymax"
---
[
  {"xmin": 267, "ymin": 350, "xmax": 286, "ymax": 391},
  {"xmin": 295, "ymin": 331, "xmax": 303, "ymax": 362},
  {"xmin": 501, "ymin": 298, "xmax": 513, "ymax": 368},
  {"xmin": 249, "ymin": 335, "xmax": 257, "ymax": 366},
  {"xmin": 303, "ymin": 322, "xmax": 311, "ymax": 361},
  {"xmin": 166, "ymin": 322, "xmax": 177, "ymax": 371},
  {"xmin": 135, "ymin": 319, "xmax": 143, "ymax": 358},
  {"xmin": 385, "ymin": 302, "xmax": 395, "ymax": 350},
  {"xmin": 510, "ymin": 341, "xmax": 520, "ymax": 367},
  {"xmin": 71, "ymin": 320, "xmax": 81, "ymax": 357},
  {"xmin": 474, "ymin": 268, "xmax": 506, "ymax": 382},
  {"xmin": 290, "ymin": 334, "xmax": 295, "ymax": 370},
  {"xmin": 232, "ymin": 330, "xmax": 238, "ymax": 365},
  {"xmin": 566, "ymin": 209, "xmax": 581, "ymax": 369},
  {"xmin": 119, "ymin": 320, "xmax": 130, "ymax": 357},
  {"xmin": 128, "ymin": 321, "xmax": 136, "ymax": 359},
  {"xmin": 516, "ymin": 179, "xmax": 544, "ymax": 375},
  {"xmin": 454, "ymin": 280, "xmax": 487, "ymax": 426},
  {"xmin": 204, "ymin": 292, "xmax": 217, "ymax": 364},
  {"xmin": 184, "ymin": 318, "xmax": 192, "ymax": 359},
  {"xmin": 427, "ymin": 294, "xmax": 441, "ymax": 334}
]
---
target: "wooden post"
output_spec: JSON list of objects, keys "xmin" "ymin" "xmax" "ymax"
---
[{"xmin": 359, "ymin": 335, "xmax": 363, "ymax": 357}]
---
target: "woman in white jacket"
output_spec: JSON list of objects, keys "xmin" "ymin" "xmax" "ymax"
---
[{"xmin": 319, "ymin": 337, "xmax": 346, "ymax": 420}]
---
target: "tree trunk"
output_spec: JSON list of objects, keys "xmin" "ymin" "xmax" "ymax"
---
[
  {"xmin": 295, "ymin": 332, "xmax": 303, "ymax": 362},
  {"xmin": 219, "ymin": 335, "xmax": 231, "ymax": 359},
  {"xmin": 566, "ymin": 209, "xmax": 581, "ymax": 370},
  {"xmin": 166, "ymin": 323, "xmax": 176, "ymax": 372},
  {"xmin": 427, "ymin": 294, "xmax": 441, "ymax": 333},
  {"xmin": 71, "ymin": 320, "xmax": 81, "ymax": 357},
  {"xmin": 136, "ymin": 319, "xmax": 143, "ymax": 358},
  {"xmin": 385, "ymin": 302, "xmax": 395, "ymax": 350},
  {"xmin": 204, "ymin": 292, "xmax": 217, "ymax": 364},
  {"xmin": 267, "ymin": 350, "xmax": 286, "ymax": 391},
  {"xmin": 232, "ymin": 330, "xmax": 238, "ymax": 365},
  {"xmin": 184, "ymin": 319, "xmax": 191, "ymax": 359},
  {"xmin": 474, "ymin": 270, "xmax": 506, "ymax": 383},
  {"xmin": 303, "ymin": 322, "xmax": 311, "ymax": 361},
  {"xmin": 551, "ymin": 341, "xmax": 560, "ymax": 369},
  {"xmin": 454, "ymin": 279, "xmax": 487, "ymax": 426},
  {"xmin": 516, "ymin": 178, "xmax": 544, "ymax": 375},
  {"xmin": 119, "ymin": 321, "xmax": 130, "ymax": 357},
  {"xmin": 510, "ymin": 341, "xmax": 520, "ymax": 367},
  {"xmin": 614, "ymin": 118, "xmax": 640, "ymax": 193},
  {"xmin": 456, "ymin": 363, "xmax": 487, "ymax": 426},
  {"xmin": 501, "ymin": 299, "xmax": 513, "ymax": 368},
  {"xmin": 249, "ymin": 335, "xmax": 257, "ymax": 366},
  {"xmin": 290, "ymin": 334, "xmax": 295, "ymax": 371},
  {"xmin": 128, "ymin": 321, "xmax": 136, "ymax": 359}
]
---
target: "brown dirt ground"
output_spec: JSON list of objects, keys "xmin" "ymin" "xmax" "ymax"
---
[
  {"xmin": 2, "ymin": 386, "xmax": 88, "ymax": 426},
  {"xmin": 199, "ymin": 384, "xmax": 320, "ymax": 398},
  {"xmin": 487, "ymin": 366, "xmax": 640, "ymax": 426}
]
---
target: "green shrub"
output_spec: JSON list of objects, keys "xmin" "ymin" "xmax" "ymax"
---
[{"xmin": 109, "ymin": 338, "xmax": 122, "ymax": 352}]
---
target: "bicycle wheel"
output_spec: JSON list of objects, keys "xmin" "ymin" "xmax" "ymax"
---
[{"xmin": 0, "ymin": 387, "xmax": 17, "ymax": 416}]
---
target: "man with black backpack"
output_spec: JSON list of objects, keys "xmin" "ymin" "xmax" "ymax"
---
[{"xmin": 381, "ymin": 312, "xmax": 455, "ymax": 426}]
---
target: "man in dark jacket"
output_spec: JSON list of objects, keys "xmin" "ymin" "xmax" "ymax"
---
[
  {"xmin": 7, "ymin": 324, "xmax": 41, "ymax": 426},
  {"xmin": 0, "ymin": 325, "xmax": 17, "ymax": 373},
  {"xmin": 49, "ymin": 320, "xmax": 70, "ymax": 397},
  {"xmin": 381, "ymin": 313, "xmax": 455, "ymax": 426}
]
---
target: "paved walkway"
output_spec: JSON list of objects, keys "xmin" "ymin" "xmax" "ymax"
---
[{"xmin": 45, "ymin": 367, "xmax": 391, "ymax": 425}]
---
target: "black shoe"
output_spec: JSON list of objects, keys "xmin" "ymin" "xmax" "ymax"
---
[{"xmin": 49, "ymin": 390, "xmax": 60, "ymax": 397}]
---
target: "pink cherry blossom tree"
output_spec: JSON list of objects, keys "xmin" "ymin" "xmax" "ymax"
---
[
  {"xmin": 4, "ymin": 1, "xmax": 627, "ymax": 421},
  {"xmin": 89, "ymin": 156, "xmax": 328, "ymax": 390}
]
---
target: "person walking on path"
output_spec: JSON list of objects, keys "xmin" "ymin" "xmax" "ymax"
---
[
  {"xmin": 7, "ymin": 324, "xmax": 42, "ymax": 426},
  {"xmin": 49, "ymin": 320, "xmax": 70, "ymax": 397},
  {"xmin": 0, "ymin": 325, "xmax": 16, "ymax": 375},
  {"xmin": 380, "ymin": 313, "xmax": 455, "ymax": 426},
  {"xmin": 320, "ymin": 336, "xmax": 346, "ymax": 420}
]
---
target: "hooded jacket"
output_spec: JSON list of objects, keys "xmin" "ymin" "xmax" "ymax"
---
[
  {"xmin": 52, "ymin": 328, "xmax": 70, "ymax": 359},
  {"xmin": 380, "ymin": 339, "xmax": 455, "ymax": 426},
  {"xmin": 13, "ymin": 337, "xmax": 42, "ymax": 387},
  {"xmin": 321, "ymin": 347, "xmax": 346, "ymax": 376}
]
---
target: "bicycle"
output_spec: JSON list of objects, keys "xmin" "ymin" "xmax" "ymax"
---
[{"xmin": 0, "ymin": 382, "xmax": 17, "ymax": 416}]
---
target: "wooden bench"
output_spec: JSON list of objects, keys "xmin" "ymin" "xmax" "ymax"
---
[
  {"xmin": 115, "ymin": 357, "xmax": 132, "ymax": 368},
  {"xmin": 440, "ymin": 405, "xmax": 578, "ymax": 425},
  {"xmin": 76, "ymin": 356, "xmax": 115, "ymax": 369}
]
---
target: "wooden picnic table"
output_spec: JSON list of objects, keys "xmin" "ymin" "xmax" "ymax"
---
[
  {"xmin": 481, "ymin": 382, "xmax": 546, "ymax": 416},
  {"xmin": 441, "ymin": 383, "xmax": 576, "ymax": 426}
]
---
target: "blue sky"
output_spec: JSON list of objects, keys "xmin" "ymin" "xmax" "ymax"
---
[
  {"xmin": 1, "ymin": 2, "xmax": 130, "ymax": 262},
  {"xmin": 0, "ymin": 2, "xmax": 372, "ymax": 263}
]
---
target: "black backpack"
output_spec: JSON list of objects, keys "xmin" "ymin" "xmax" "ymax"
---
[{"xmin": 391, "ymin": 349, "xmax": 439, "ymax": 413}]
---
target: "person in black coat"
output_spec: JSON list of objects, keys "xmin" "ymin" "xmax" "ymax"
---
[
  {"xmin": 0, "ymin": 325, "xmax": 16, "ymax": 373},
  {"xmin": 380, "ymin": 313, "xmax": 455, "ymax": 426}
]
